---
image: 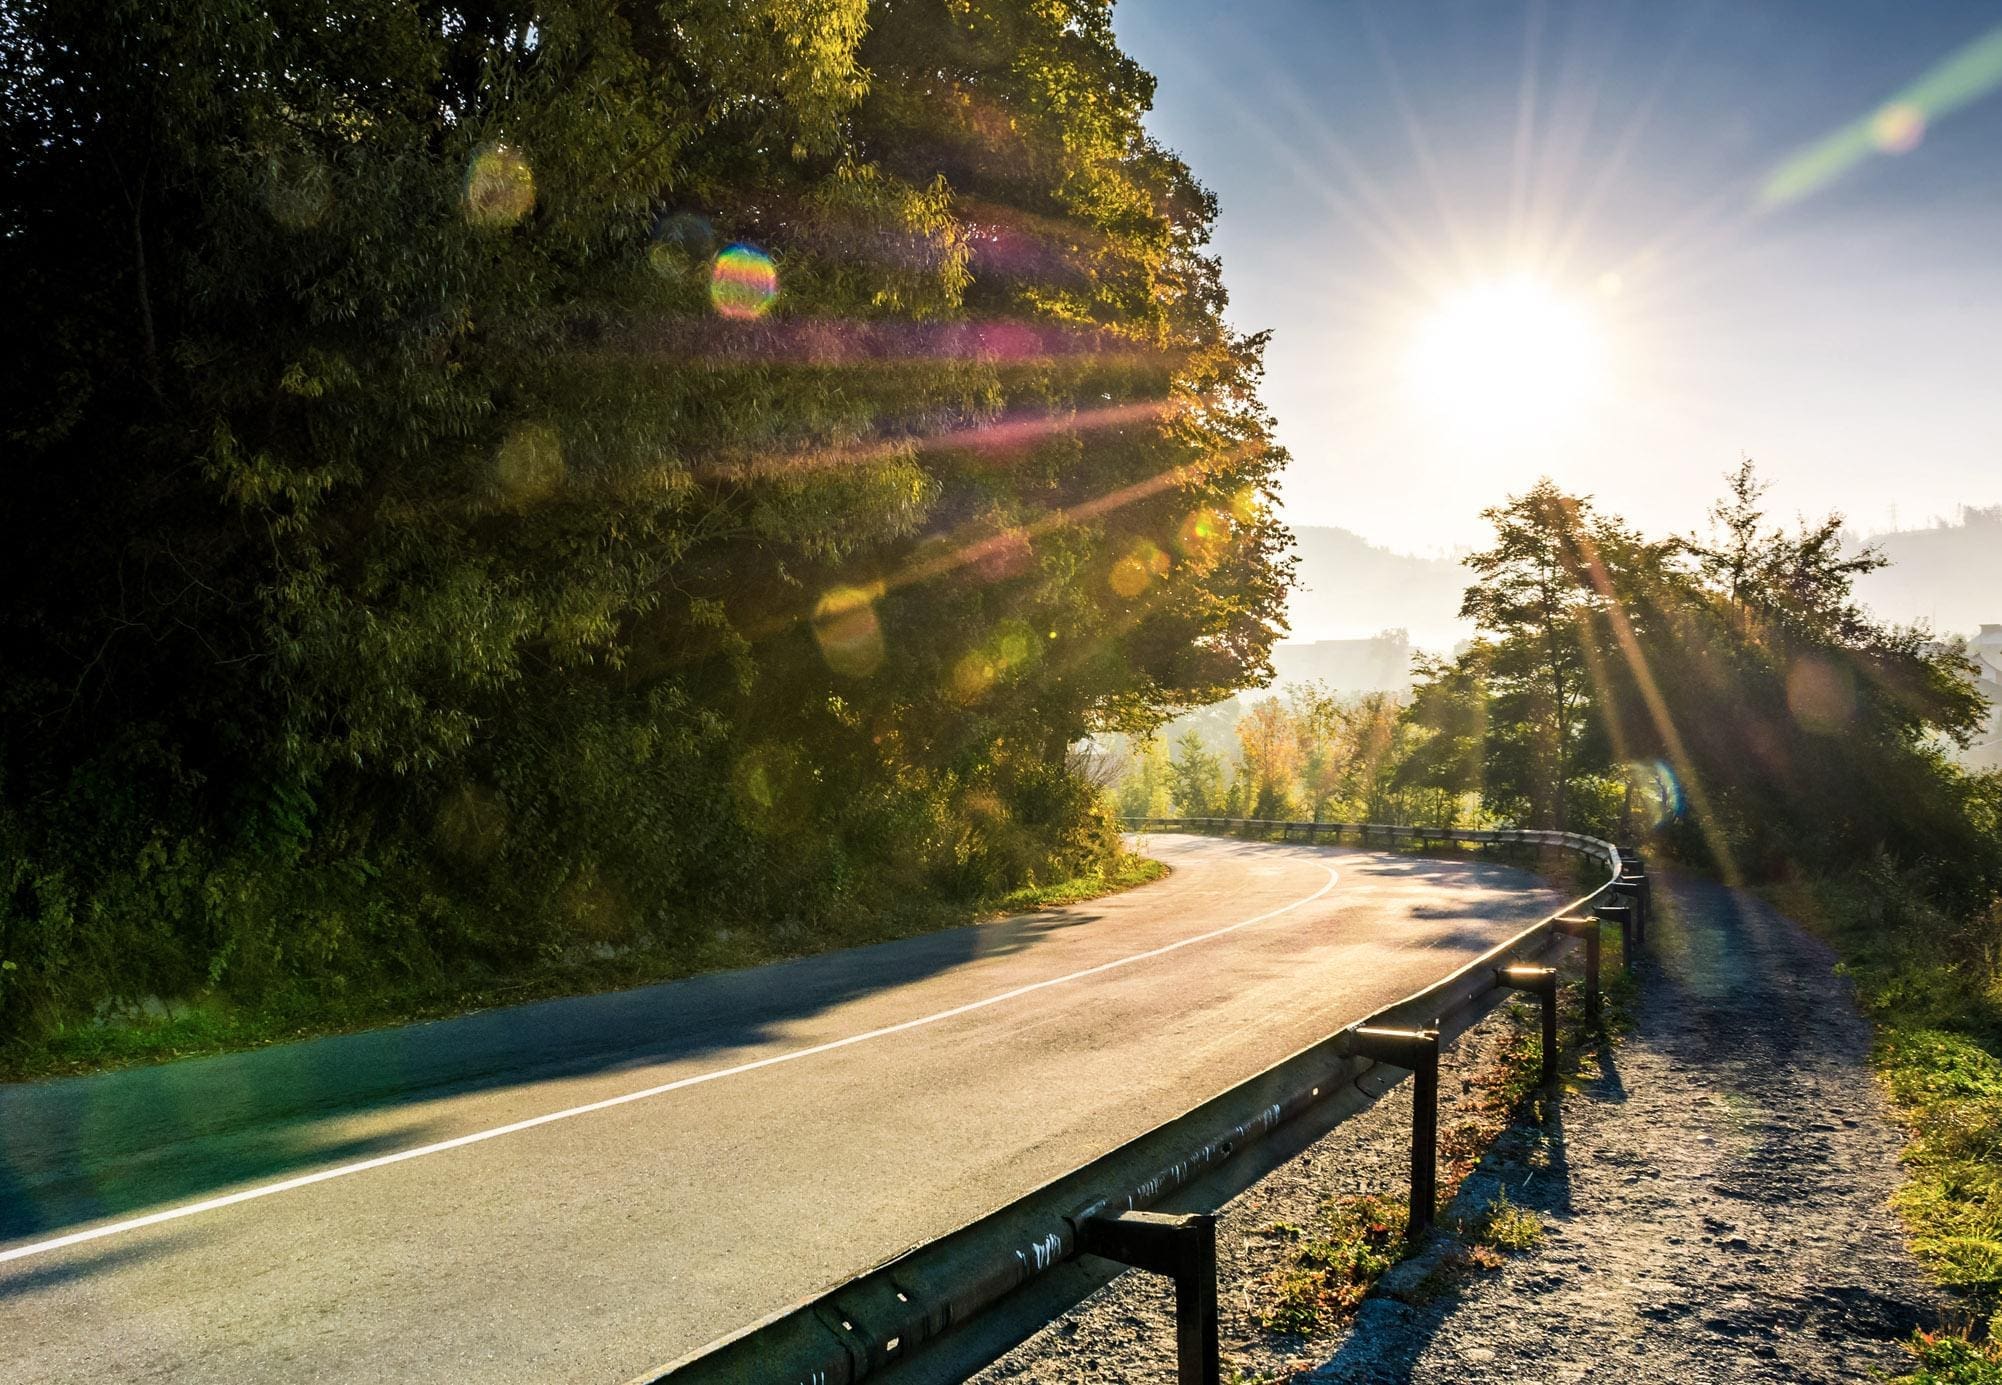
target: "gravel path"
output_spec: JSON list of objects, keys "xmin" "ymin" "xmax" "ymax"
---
[{"xmin": 977, "ymin": 872, "xmax": 1944, "ymax": 1384}]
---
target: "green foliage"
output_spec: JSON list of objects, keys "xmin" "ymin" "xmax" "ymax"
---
[
  {"xmin": 1114, "ymin": 736, "xmax": 1173, "ymax": 819},
  {"xmin": 1462, "ymin": 1190, "xmax": 1542, "ymax": 1253},
  {"xmin": 0, "ymin": 0, "xmax": 1290, "ymax": 1053},
  {"xmin": 1896, "ymin": 1333, "xmax": 2002, "ymax": 1385},
  {"xmin": 1166, "ymin": 730, "xmax": 1228, "ymax": 816},
  {"xmin": 1257, "ymin": 1193, "xmax": 1410, "ymax": 1334},
  {"xmin": 1395, "ymin": 465, "xmax": 1999, "ymax": 903},
  {"xmin": 1391, "ymin": 466, "xmax": 2002, "ymax": 1334}
]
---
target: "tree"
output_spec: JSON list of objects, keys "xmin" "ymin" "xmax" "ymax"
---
[
  {"xmin": 1115, "ymin": 737, "xmax": 1173, "ymax": 820},
  {"xmin": 0, "ymin": 0, "xmax": 1295, "ymax": 1042},
  {"xmin": 1394, "ymin": 466, "xmax": 1995, "ymax": 906},
  {"xmin": 1456, "ymin": 481, "xmax": 1621, "ymax": 827},
  {"xmin": 1166, "ymin": 731, "xmax": 1227, "ymax": 817},
  {"xmin": 1291, "ymin": 683, "xmax": 1406, "ymax": 822},
  {"xmin": 1236, "ymin": 698, "xmax": 1300, "ymax": 820}
]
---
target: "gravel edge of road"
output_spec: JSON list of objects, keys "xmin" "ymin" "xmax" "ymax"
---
[{"xmin": 975, "ymin": 871, "xmax": 1947, "ymax": 1384}]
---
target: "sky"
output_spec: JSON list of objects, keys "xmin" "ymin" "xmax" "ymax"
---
[{"xmin": 1115, "ymin": 0, "xmax": 2002, "ymax": 556}]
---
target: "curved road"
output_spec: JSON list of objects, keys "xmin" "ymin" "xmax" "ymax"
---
[{"xmin": 0, "ymin": 834, "xmax": 1561, "ymax": 1383}]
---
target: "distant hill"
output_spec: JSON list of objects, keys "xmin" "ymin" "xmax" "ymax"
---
[
  {"xmin": 1285, "ymin": 525, "xmax": 1470, "ymax": 652},
  {"xmin": 1852, "ymin": 506, "xmax": 2002, "ymax": 638},
  {"xmin": 1269, "ymin": 632, "xmax": 1414, "ymax": 694}
]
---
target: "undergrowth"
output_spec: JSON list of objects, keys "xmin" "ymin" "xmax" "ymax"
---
[
  {"xmin": 2, "ymin": 854, "xmax": 1168, "ymax": 1081},
  {"xmin": 1766, "ymin": 864, "xmax": 2002, "ymax": 1379}
]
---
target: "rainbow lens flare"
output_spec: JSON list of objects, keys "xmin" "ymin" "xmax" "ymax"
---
[
  {"xmin": 1625, "ymin": 760, "xmax": 1684, "ymax": 829},
  {"xmin": 812, "ymin": 586, "xmax": 886, "ymax": 677},
  {"xmin": 1871, "ymin": 102, "xmax": 1926, "ymax": 154},
  {"xmin": 711, "ymin": 244, "xmax": 779, "ymax": 320}
]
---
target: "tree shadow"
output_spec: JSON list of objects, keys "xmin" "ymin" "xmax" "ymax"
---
[
  {"xmin": 0, "ymin": 904, "xmax": 1052, "ymax": 1248},
  {"xmin": 0, "ymin": 1118, "xmax": 450, "ymax": 1243},
  {"xmin": 0, "ymin": 1229, "xmax": 194, "ymax": 1299}
]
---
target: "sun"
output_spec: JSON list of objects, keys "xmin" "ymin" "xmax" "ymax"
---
[{"xmin": 1403, "ymin": 277, "xmax": 1604, "ymax": 436}]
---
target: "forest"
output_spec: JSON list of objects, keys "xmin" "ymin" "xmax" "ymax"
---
[
  {"xmin": 0, "ymin": 0, "xmax": 1294, "ymax": 1062},
  {"xmin": 1120, "ymin": 463, "xmax": 1999, "ymax": 915}
]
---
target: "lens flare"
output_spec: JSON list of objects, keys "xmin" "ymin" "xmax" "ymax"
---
[
  {"xmin": 949, "ymin": 620, "xmax": 1039, "ymax": 702},
  {"xmin": 1108, "ymin": 541, "xmax": 1171, "ymax": 597},
  {"xmin": 1787, "ymin": 655, "xmax": 1857, "ymax": 733},
  {"xmin": 1175, "ymin": 507, "xmax": 1228, "ymax": 563},
  {"xmin": 436, "ymin": 783, "xmax": 507, "ymax": 861},
  {"xmin": 1762, "ymin": 24, "xmax": 2002, "ymax": 205},
  {"xmin": 264, "ymin": 149, "xmax": 332, "ymax": 230},
  {"xmin": 1625, "ymin": 759, "xmax": 1684, "ymax": 829},
  {"xmin": 649, "ymin": 211, "xmax": 715, "ymax": 280},
  {"xmin": 951, "ymin": 652, "xmax": 998, "ymax": 702},
  {"xmin": 732, "ymin": 744, "xmax": 806, "ymax": 831},
  {"xmin": 812, "ymin": 585, "xmax": 886, "ymax": 677},
  {"xmin": 1871, "ymin": 102, "xmax": 1926, "ymax": 153},
  {"xmin": 465, "ymin": 143, "xmax": 535, "ymax": 228},
  {"xmin": 494, "ymin": 423, "xmax": 564, "ymax": 506},
  {"xmin": 711, "ymin": 243, "xmax": 779, "ymax": 320}
]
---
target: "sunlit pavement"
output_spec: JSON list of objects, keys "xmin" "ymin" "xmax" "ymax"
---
[{"xmin": 0, "ymin": 834, "xmax": 1562, "ymax": 1385}]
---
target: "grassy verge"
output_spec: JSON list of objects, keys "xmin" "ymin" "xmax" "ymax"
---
[
  {"xmin": 0, "ymin": 853, "xmax": 1168, "ymax": 1083},
  {"xmin": 1765, "ymin": 873, "xmax": 2002, "ymax": 1380}
]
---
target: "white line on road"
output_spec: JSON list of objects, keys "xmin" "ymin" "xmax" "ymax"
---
[{"xmin": 0, "ymin": 863, "xmax": 1338, "ymax": 1266}]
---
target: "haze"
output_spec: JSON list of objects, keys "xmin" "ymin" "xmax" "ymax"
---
[{"xmin": 1118, "ymin": 1, "xmax": 2002, "ymax": 558}]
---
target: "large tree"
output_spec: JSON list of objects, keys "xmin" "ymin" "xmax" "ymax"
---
[{"xmin": 0, "ymin": 0, "xmax": 1291, "ymax": 1039}]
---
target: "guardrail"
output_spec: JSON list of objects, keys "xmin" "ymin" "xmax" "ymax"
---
[{"xmin": 638, "ymin": 819, "xmax": 1650, "ymax": 1385}]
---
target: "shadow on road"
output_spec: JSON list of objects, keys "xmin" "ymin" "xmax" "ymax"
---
[
  {"xmin": 0, "ymin": 1230, "xmax": 194, "ymax": 1300},
  {"xmin": 0, "ymin": 833, "xmax": 1561, "ymax": 1258},
  {"xmin": 0, "ymin": 913, "xmax": 1041, "ymax": 1245}
]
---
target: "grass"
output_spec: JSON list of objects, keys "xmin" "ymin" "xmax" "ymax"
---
[
  {"xmin": 1247, "ymin": 973, "xmax": 1608, "ymax": 1341},
  {"xmin": 1760, "ymin": 871, "xmax": 2002, "ymax": 1377},
  {"xmin": 0, "ymin": 853, "xmax": 1169, "ymax": 1082},
  {"xmin": 1255, "ymin": 1193, "xmax": 1412, "ymax": 1334},
  {"xmin": 1897, "ymin": 1333, "xmax": 2002, "ymax": 1384}
]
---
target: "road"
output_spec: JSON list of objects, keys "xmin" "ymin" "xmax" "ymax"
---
[{"xmin": 0, "ymin": 833, "xmax": 1562, "ymax": 1384}]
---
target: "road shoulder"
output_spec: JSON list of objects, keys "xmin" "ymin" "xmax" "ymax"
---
[{"xmin": 979, "ymin": 872, "xmax": 1946, "ymax": 1383}]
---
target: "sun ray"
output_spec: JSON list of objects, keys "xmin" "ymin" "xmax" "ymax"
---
[{"xmin": 1506, "ymin": 0, "xmax": 1547, "ymax": 263}]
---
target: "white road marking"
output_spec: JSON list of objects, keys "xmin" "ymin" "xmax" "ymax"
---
[{"xmin": 0, "ymin": 862, "xmax": 1338, "ymax": 1266}]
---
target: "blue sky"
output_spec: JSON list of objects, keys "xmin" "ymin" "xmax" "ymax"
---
[{"xmin": 1116, "ymin": 1, "xmax": 2002, "ymax": 553}]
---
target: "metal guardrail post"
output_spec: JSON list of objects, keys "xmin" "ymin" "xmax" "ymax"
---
[
  {"xmin": 1597, "ymin": 900, "xmax": 1635, "ymax": 972},
  {"xmin": 1495, "ymin": 965, "xmax": 1559, "ymax": 1088},
  {"xmin": 1618, "ymin": 871, "xmax": 1650, "ymax": 942},
  {"xmin": 1350, "ymin": 1025, "xmax": 1441, "ymax": 1232},
  {"xmin": 1076, "ymin": 1210, "xmax": 1219, "ymax": 1385},
  {"xmin": 1553, "ymin": 914, "xmax": 1601, "ymax": 1026}
]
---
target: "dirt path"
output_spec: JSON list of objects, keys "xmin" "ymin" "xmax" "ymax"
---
[{"xmin": 978, "ymin": 873, "xmax": 1945, "ymax": 1383}]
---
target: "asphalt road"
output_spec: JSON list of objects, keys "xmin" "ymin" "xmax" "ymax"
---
[{"xmin": 0, "ymin": 834, "xmax": 1561, "ymax": 1384}]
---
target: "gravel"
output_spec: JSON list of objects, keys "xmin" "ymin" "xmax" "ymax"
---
[{"xmin": 975, "ymin": 872, "xmax": 1945, "ymax": 1384}]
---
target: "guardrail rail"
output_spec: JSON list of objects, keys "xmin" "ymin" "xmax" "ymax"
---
[{"xmin": 637, "ymin": 818, "xmax": 1651, "ymax": 1385}]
